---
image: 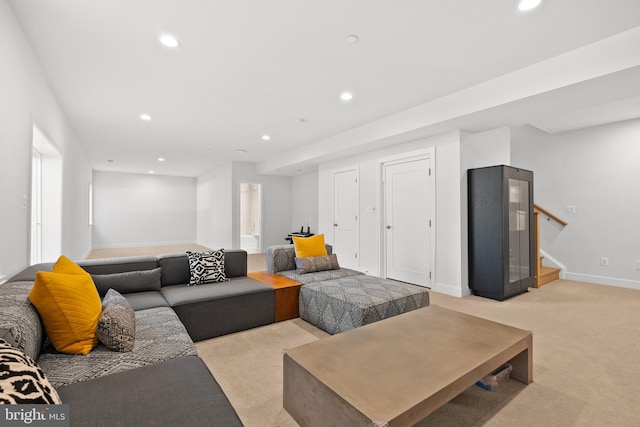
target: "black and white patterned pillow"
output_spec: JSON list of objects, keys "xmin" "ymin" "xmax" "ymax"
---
[
  {"xmin": 97, "ymin": 289, "xmax": 136, "ymax": 352},
  {"xmin": 0, "ymin": 338, "xmax": 61, "ymax": 404},
  {"xmin": 186, "ymin": 249, "xmax": 230, "ymax": 286},
  {"xmin": 295, "ymin": 254, "xmax": 340, "ymax": 274}
]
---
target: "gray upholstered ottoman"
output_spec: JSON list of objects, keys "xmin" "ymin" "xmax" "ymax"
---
[{"xmin": 299, "ymin": 274, "xmax": 430, "ymax": 334}]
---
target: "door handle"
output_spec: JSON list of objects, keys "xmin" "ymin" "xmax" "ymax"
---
[
  {"xmin": 386, "ymin": 225, "xmax": 392, "ymax": 229},
  {"xmin": 334, "ymin": 223, "xmax": 338, "ymax": 227}
]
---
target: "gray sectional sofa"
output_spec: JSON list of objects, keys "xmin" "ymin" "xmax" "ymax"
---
[{"xmin": 1, "ymin": 249, "xmax": 274, "ymax": 426}]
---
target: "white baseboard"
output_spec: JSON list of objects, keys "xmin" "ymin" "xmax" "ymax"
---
[
  {"xmin": 564, "ymin": 272, "xmax": 640, "ymax": 291},
  {"xmin": 434, "ymin": 282, "xmax": 471, "ymax": 298},
  {"xmin": 91, "ymin": 240, "xmax": 195, "ymax": 250}
]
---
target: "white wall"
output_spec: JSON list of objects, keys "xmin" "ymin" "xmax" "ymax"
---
[
  {"xmin": 0, "ymin": 1, "xmax": 91, "ymax": 281},
  {"xmin": 196, "ymin": 162, "xmax": 233, "ymax": 249},
  {"xmin": 460, "ymin": 127, "xmax": 512, "ymax": 291},
  {"xmin": 291, "ymin": 172, "xmax": 319, "ymax": 233},
  {"xmin": 92, "ymin": 171, "xmax": 196, "ymax": 248},
  {"xmin": 231, "ymin": 162, "xmax": 292, "ymax": 250},
  {"xmin": 319, "ymin": 131, "xmax": 469, "ymax": 296},
  {"xmin": 511, "ymin": 120, "xmax": 640, "ymax": 289}
]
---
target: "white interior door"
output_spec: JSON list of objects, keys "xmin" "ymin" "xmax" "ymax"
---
[
  {"xmin": 384, "ymin": 158, "xmax": 431, "ymax": 286},
  {"xmin": 333, "ymin": 169, "xmax": 359, "ymax": 269}
]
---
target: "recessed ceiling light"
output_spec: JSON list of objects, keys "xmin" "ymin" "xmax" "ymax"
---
[
  {"xmin": 149, "ymin": 170, "xmax": 155, "ymax": 174},
  {"xmin": 159, "ymin": 34, "xmax": 180, "ymax": 48},
  {"xmin": 158, "ymin": 157, "xmax": 165, "ymax": 162},
  {"xmin": 140, "ymin": 114, "xmax": 152, "ymax": 121},
  {"xmin": 261, "ymin": 135, "xmax": 271, "ymax": 141},
  {"xmin": 518, "ymin": 0, "xmax": 541, "ymax": 11},
  {"xmin": 346, "ymin": 35, "xmax": 359, "ymax": 44},
  {"xmin": 340, "ymin": 92, "xmax": 353, "ymax": 102},
  {"xmin": 235, "ymin": 149, "xmax": 248, "ymax": 154}
]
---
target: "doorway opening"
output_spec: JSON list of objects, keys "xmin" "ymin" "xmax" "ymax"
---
[
  {"xmin": 30, "ymin": 124, "xmax": 62, "ymax": 264},
  {"xmin": 239, "ymin": 182, "xmax": 262, "ymax": 254}
]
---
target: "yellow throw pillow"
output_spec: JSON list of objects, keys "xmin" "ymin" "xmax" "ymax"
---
[
  {"xmin": 292, "ymin": 234, "xmax": 328, "ymax": 258},
  {"xmin": 29, "ymin": 257, "xmax": 101, "ymax": 355},
  {"xmin": 52, "ymin": 254, "xmax": 89, "ymax": 276}
]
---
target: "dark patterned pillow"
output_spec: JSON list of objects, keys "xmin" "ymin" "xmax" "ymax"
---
[
  {"xmin": 96, "ymin": 289, "xmax": 136, "ymax": 352},
  {"xmin": 0, "ymin": 338, "xmax": 61, "ymax": 404},
  {"xmin": 186, "ymin": 249, "xmax": 230, "ymax": 286},
  {"xmin": 295, "ymin": 254, "xmax": 340, "ymax": 274}
]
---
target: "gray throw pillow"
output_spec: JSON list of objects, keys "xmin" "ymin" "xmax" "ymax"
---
[
  {"xmin": 91, "ymin": 267, "xmax": 162, "ymax": 297},
  {"xmin": 0, "ymin": 338, "xmax": 61, "ymax": 404},
  {"xmin": 186, "ymin": 249, "xmax": 230, "ymax": 286},
  {"xmin": 96, "ymin": 289, "xmax": 136, "ymax": 352},
  {"xmin": 295, "ymin": 254, "xmax": 340, "ymax": 274}
]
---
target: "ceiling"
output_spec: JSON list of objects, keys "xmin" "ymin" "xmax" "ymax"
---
[{"xmin": 9, "ymin": 0, "xmax": 640, "ymax": 177}]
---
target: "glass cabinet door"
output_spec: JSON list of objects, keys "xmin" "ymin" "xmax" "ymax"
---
[{"xmin": 508, "ymin": 179, "xmax": 530, "ymax": 283}]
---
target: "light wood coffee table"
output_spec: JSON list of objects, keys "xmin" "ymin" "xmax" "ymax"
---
[{"xmin": 284, "ymin": 305, "xmax": 532, "ymax": 427}]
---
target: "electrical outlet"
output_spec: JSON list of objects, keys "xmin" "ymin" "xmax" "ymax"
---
[
  {"xmin": 566, "ymin": 205, "xmax": 576, "ymax": 214},
  {"xmin": 600, "ymin": 257, "xmax": 609, "ymax": 266}
]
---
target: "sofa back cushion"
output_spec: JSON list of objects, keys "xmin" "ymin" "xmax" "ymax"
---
[
  {"xmin": 77, "ymin": 256, "xmax": 158, "ymax": 275},
  {"xmin": 91, "ymin": 268, "xmax": 162, "ymax": 297},
  {"xmin": 266, "ymin": 244, "xmax": 333, "ymax": 273},
  {"xmin": 158, "ymin": 250, "xmax": 248, "ymax": 286},
  {"xmin": 0, "ymin": 281, "xmax": 45, "ymax": 361}
]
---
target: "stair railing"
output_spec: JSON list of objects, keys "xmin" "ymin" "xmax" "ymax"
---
[{"xmin": 533, "ymin": 204, "xmax": 567, "ymax": 287}]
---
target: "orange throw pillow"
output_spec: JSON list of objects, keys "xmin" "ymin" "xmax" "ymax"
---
[
  {"xmin": 29, "ymin": 256, "xmax": 101, "ymax": 355},
  {"xmin": 292, "ymin": 234, "xmax": 328, "ymax": 258}
]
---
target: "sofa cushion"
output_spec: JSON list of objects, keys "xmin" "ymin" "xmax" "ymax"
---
[
  {"xmin": 6, "ymin": 262, "xmax": 55, "ymax": 283},
  {"xmin": 37, "ymin": 307, "xmax": 196, "ymax": 388},
  {"xmin": 29, "ymin": 257, "xmax": 102, "ymax": 355},
  {"xmin": 0, "ymin": 338, "xmax": 61, "ymax": 404},
  {"xmin": 0, "ymin": 281, "xmax": 44, "ymax": 361},
  {"xmin": 278, "ymin": 267, "xmax": 363, "ymax": 284},
  {"xmin": 186, "ymin": 249, "xmax": 229, "ymax": 285},
  {"xmin": 266, "ymin": 244, "xmax": 333, "ymax": 273},
  {"xmin": 97, "ymin": 289, "xmax": 136, "ymax": 352},
  {"xmin": 157, "ymin": 253, "xmax": 192, "ymax": 286},
  {"xmin": 299, "ymin": 274, "xmax": 430, "ymax": 335},
  {"xmin": 91, "ymin": 268, "xmax": 162, "ymax": 297},
  {"xmin": 164, "ymin": 278, "xmax": 275, "ymax": 341},
  {"xmin": 77, "ymin": 256, "xmax": 158, "ymax": 275},
  {"xmin": 161, "ymin": 277, "xmax": 271, "ymax": 307},
  {"xmin": 123, "ymin": 291, "xmax": 170, "ymax": 311},
  {"xmin": 295, "ymin": 254, "xmax": 340, "ymax": 274},
  {"xmin": 57, "ymin": 356, "xmax": 242, "ymax": 427}
]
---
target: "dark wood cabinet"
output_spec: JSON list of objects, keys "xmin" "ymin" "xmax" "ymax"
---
[{"xmin": 468, "ymin": 165, "xmax": 534, "ymax": 300}]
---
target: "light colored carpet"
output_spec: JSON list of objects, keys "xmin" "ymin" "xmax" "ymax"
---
[
  {"xmin": 86, "ymin": 244, "xmax": 212, "ymax": 259},
  {"xmin": 196, "ymin": 280, "xmax": 640, "ymax": 427}
]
